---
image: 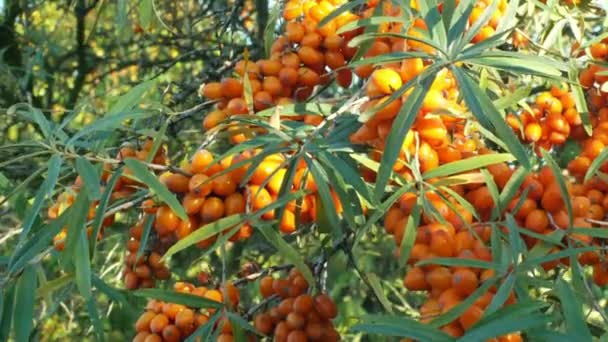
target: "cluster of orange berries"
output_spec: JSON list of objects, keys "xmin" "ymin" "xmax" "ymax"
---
[
  {"xmin": 200, "ymin": 0, "xmax": 360, "ymax": 134},
  {"xmin": 254, "ymin": 270, "xmax": 340, "ymax": 342},
  {"xmin": 153, "ymin": 149, "xmax": 253, "ymax": 248},
  {"xmin": 352, "ymin": 65, "xmax": 472, "ymax": 183},
  {"xmin": 384, "ymin": 158, "xmax": 608, "ymax": 338},
  {"xmin": 133, "ymin": 282, "xmax": 241, "ymax": 342},
  {"xmin": 124, "ymin": 219, "xmax": 172, "ymax": 290},
  {"xmin": 507, "ymin": 85, "xmax": 582, "ymax": 153}
]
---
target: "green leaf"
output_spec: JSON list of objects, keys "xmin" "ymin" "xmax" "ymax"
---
[
  {"xmin": 584, "ymin": 148, "xmax": 608, "ymax": 182},
  {"xmin": 520, "ymin": 246, "xmax": 596, "ymax": 270},
  {"xmin": 90, "ymin": 167, "xmax": 123, "ymax": 257},
  {"xmin": 138, "ymin": 0, "xmax": 154, "ymax": 28},
  {"xmin": 350, "ymin": 3, "xmax": 385, "ymax": 62},
  {"xmin": 62, "ymin": 192, "xmax": 91, "ymax": 263},
  {"xmin": 366, "ymin": 273, "xmax": 393, "ymax": 313},
  {"xmin": 318, "ymin": 0, "xmax": 366, "ymax": 29},
  {"xmin": 453, "ymin": 0, "xmax": 499, "ymax": 54},
  {"xmin": 74, "ymin": 232, "xmax": 92, "ymax": 299},
  {"xmin": 37, "ymin": 274, "xmax": 75, "ymax": 299},
  {"xmin": 375, "ymin": 73, "xmax": 436, "ymax": 200},
  {"xmin": 8, "ymin": 104, "xmax": 51, "ymax": 139},
  {"xmin": 17, "ymin": 154, "xmax": 62, "ymax": 243},
  {"xmin": 495, "ymin": 0, "xmax": 519, "ymax": 33},
  {"xmin": 447, "ymin": 0, "xmax": 475, "ymax": 44},
  {"xmin": 462, "ymin": 52, "xmax": 564, "ymax": 79},
  {"xmin": 86, "ymin": 297, "xmax": 105, "ymax": 341},
  {"xmin": 306, "ymin": 157, "xmax": 340, "ymax": 237},
  {"xmin": 555, "ymin": 279, "xmax": 592, "ymax": 340},
  {"xmin": 350, "ymin": 315, "xmax": 454, "ymax": 342},
  {"xmin": 569, "ymin": 228, "xmax": 608, "ymax": 239},
  {"xmin": 263, "ymin": 3, "xmax": 280, "ymax": 57},
  {"xmin": 459, "ymin": 302, "xmax": 552, "ymax": 341},
  {"xmin": 398, "ymin": 204, "xmax": 420, "ymax": 267},
  {"xmin": 108, "ymin": 80, "xmax": 155, "ymax": 115},
  {"xmin": 144, "ymin": 122, "xmax": 167, "ymax": 164},
  {"xmin": 13, "ymin": 265, "xmax": 37, "ymax": 342},
  {"xmin": 227, "ymin": 312, "xmax": 259, "ymax": 335},
  {"xmin": 134, "ymin": 289, "xmax": 223, "ymax": 309},
  {"xmin": 0, "ymin": 285, "xmax": 15, "ymax": 341},
  {"xmin": 319, "ymin": 152, "xmax": 374, "ymax": 206},
  {"xmin": 416, "ymin": 257, "xmax": 494, "ymax": 269},
  {"xmin": 451, "ymin": 67, "xmax": 530, "ymax": 169},
  {"xmin": 162, "ymin": 214, "xmax": 245, "ymax": 259},
  {"xmin": 258, "ymin": 223, "xmax": 315, "ymax": 287},
  {"xmin": 540, "ymin": 149, "xmax": 573, "ymax": 226},
  {"xmin": 423, "ymin": 153, "xmax": 514, "ymax": 179},
  {"xmin": 92, "ymin": 275, "xmax": 127, "ymax": 306},
  {"xmin": 9, "ymin": 211, "xmax": 68, "ymax": 275},
  {"xmin": 124, "ymin": 158, "xmax": 187, "ymax": 221},
  {"xmin": 423, "ymin": 4, "xmax": 448, "ymax": 50},
  {"xmin": 67, "ymin": 111, "xmax": 154, "ymax": 146},
  {"xmin": 136, "ymin": 214, "xmax": 155, "ymax": 261},
  {"xmin": 336, "ymin": 14, "xmax": 410, "ymax": 35},
  {"xmin": 569, "ymin": 65, "xmax": 592, "ymax": 135},
  {"xmin": 497, "ymin": 167, "xmax": 527, "ymax": 215},
  {"xmin": 75, "ymin": 157, "xmax": 101, "ymax": 200},
  {"xmin": 494, "ymin": 86, "xmax": 532, "ymax": 111},
  {"xmin": 186, "ymin": 312, "xmax": 221, "ymax": 342},
  {"xmin": 117, "ymin": 0, "xmax": 128, "ymax": 32},
  {"xmin": 431, "ymin": 278, "xmax": 498, "ymax": 328},
  {"xmin": 485, "ymin": 272, "xmax": 515, "ymax": 314}
]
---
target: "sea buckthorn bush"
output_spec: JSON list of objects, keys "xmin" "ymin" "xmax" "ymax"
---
[{"xmin": 3, "ymin": 0, "xmax": 608, "ymax": 341}]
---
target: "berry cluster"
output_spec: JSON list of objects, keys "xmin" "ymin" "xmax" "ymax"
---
[
  {"xmin": 133, "ymin": 282, "xmax": 241, "ymax": 342},
  {"xmin": 254, "ymin": 270, "xmax": 340, "ymax": 342}
]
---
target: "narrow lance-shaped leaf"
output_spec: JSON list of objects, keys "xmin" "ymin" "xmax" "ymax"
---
[
  {"xmin": 108, "ymin": 79, "xmax": 155, "ymax": 115},
  {"xmin": 584, "ymin": 148, "xmax": 608, "ymax": 182},
  {"xmin": 555, "ymin": 279, "xmax": 592, "ymax": 340},
  {"xmin": 257, "ymin": 221, "xmax": 314, "ymax": 286},
  {"xmin": 398, "ymin": 204, "xmax": 420, "ymax": 267},
  {"xmin": 136, "ymin": 214, "xmax": 155, "ymax": 262},
  {"xmin": 350, "ymin": 315, "xmax": 454, "ymax": 342},
  {"xmin": 317, "ymin": 0, "xmax": 366, "ymax": 29},
  {"xmin": 17, "ymin": 154, "xmax": 62, "ymax": 244},
  {"xmin": 306, "ymin": 157, "xmax": 341, "ymax": 238},
  {"xmin": 162, "ymin": 214, "xmax": 245, "ymax": 259},
  {"xmin": 90, "ymin": 167, "xmax": 123, "ymax": 257},
  {"xmin": 451, "ymin": 67, "xmax": 530, "ymax": 169},
  {"xmin": 61, "ymin": 191, "xmax": 91, "ymax": 264},
  {"xmin": 0, "ymin": 285, "xmax": 15, "ymax": 341},
  {"xmin": 485, "ymin": 272, "xmax": 515, "ymax": 314},
  {"xmin": 423, "ymin": 153, "xmax": 514, "ymax": 179},
  {"xmin": 540, "ymin": 149, "xmax": 573, "ymax": 226},
  {"xmin": 75, "ymin": 156, "xmax": 101, "ymax": 200},
  {"xmin": 453, "ymin": 0, "xmax": 499, "ymax": 54},
  {"xmin": 134, "ymin": 289, "xmax": 224, "ymax": 309},
  {"xmin": 67, "ymin": 111, "xmax": 154, "ymax": 146},
  {"xmin": 458, "ymin": 301, "xmax": 553, "ymax": 341},
  {"xmin": 13, "ymin": 265, "xmax": 37, "ymax": 342},
  {"xmin": 124, "ymin": 158, "xmax": 188, "ymax": 221},
  {"xmin": 366, "ymin": 273, "xmax": 393, "ymax": 313},
  {"xmin": 431, "ymin": 278, "xmax": 497, "ymax": 328},
  {"xmin": 144, "ymin": 121, "xmax": 168, "ymax": 163}
]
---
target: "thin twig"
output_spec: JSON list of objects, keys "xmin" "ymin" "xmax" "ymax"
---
[
  {"xmin": 232, "ymin": 263, "xmax": 293, "ymax": 286},
  {"xmin": 244, "ymin": 294, "xmax": 279, "ymax": 320}
]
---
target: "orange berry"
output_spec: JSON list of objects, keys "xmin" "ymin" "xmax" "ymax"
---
[{"xmin": 452, "ymin": 268, "xmax": 478, "ymax": 296}]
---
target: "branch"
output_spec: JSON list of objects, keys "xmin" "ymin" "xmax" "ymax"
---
[{"xmin": 66, "ymin": 0, "xmax": 92, "ymax": 108}]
